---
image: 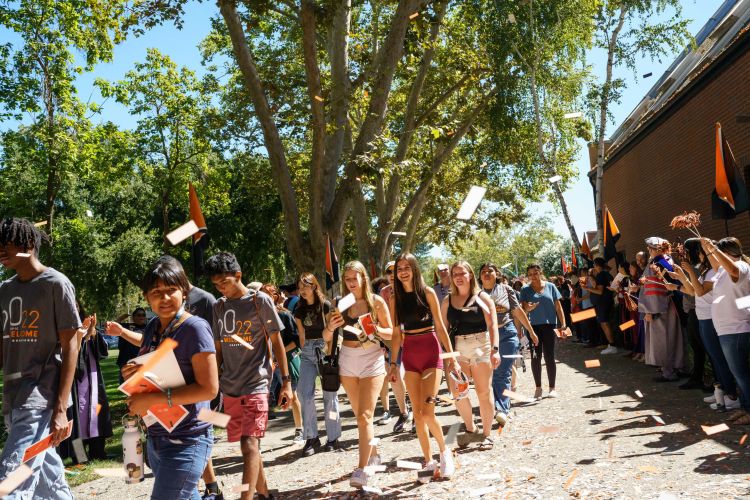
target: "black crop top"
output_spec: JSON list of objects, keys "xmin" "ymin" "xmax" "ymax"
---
[
  {"xmin": 342, "ymin": 313, "xmax": 360, "ymax": 341},
  {"xmin": 398, "ymin": 291, "xmax": 433, "ymax": 331},
  {"xmin": 447, "ymin": 295, "xmax": 488, "ymax": 335}
]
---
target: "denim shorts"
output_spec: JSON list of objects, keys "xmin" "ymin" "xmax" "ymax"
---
[{"xmin": 147, "ymin": 429, "xmax": 212, "ymax": 500}]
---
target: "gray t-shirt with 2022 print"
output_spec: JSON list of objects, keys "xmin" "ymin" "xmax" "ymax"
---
[
  {"xmin": 212, "ymin": 289, "xmax": 284, "ymax": 397},
  {"xmin": 1, "ymin": 268, "xmax": 81, "ymax": 415}
]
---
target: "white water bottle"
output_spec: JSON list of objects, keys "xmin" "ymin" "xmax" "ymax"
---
[{"xmin": 122, "ymin": 417, "xmax": 144, "ymax": 484}]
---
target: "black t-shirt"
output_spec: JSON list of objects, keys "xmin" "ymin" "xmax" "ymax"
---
[
  {"xmin": 188, "ymin": 286, "xmax": 217, "ymax": 324},
  {"xmin": 293, "ymin": 300, "xmax": 332, "ymax": 340},
  {"xmin": 592, "ymin": 271, "xmax": 613, "ymax": 307}
]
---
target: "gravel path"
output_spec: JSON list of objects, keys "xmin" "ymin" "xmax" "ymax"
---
[{"xmin": 73, "ymin": 342, "xmax": 750, "ymax": 499}]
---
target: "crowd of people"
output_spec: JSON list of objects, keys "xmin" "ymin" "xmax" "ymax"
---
[{"xmin": 1, "ymin": 215, "xmax": 749, "ymax": 500}]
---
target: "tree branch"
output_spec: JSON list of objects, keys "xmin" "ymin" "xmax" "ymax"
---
[{"xmin": 218, "ymin": 0, "xmax": 308, "ymax": 267}]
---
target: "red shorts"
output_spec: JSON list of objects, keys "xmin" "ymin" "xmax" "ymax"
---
[{"xmin": 224, "ymin": 393, "xmax": 269, "ymax": 441}]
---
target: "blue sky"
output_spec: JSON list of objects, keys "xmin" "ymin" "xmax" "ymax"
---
[{"xmin": 1, "ymin": 0, "xmax": 724, "ymax": 237}]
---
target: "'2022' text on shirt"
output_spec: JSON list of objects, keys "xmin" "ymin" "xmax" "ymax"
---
[
  {"xmin": 0, "ymin": 268, "xmax": 81, "ymax": 415},
  {"xmin": 212, "ymin": 290, "xmax": 284, "ymax": 397}
]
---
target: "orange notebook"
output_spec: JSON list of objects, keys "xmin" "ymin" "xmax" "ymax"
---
[
  {"xmin": 22, "ymin": 421, "xmax": 73, "ymax": 463},
  {"xmin": 119, "ymin": 376, "xmax": 188, "ymax": 433}
]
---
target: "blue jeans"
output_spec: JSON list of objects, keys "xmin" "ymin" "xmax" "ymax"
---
[
  {"xmin": 147, "ymin": 430, "xmax": 212, "ymax": 500},
  {"xmin": 698, "ymin": 319, "xmax": 736, "ymax": 396},
  {"xmin": 298, "ymin": 340, "xmax": 341, "ymax": 441},
  {"xmin": 718, "ymin": 332, "xmax": 750, "ymax": 411},
  {"xmin": 492, "ymin": 324, "xmax": 520, "ymax": 414},
  {"xmin": 0, "ymin": 408, "xmax": 73, "ymax": 500}
]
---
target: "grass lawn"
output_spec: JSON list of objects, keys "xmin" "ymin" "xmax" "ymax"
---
[{"xmin": 0, "ymin": 349, "xmax": 128, "ymax": 487}]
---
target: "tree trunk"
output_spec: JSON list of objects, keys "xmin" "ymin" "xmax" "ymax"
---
[
  {"xmin": 218, "ymin": 0, "xmax": 312, "ymax": 271},
  {"xmin": 528, "ymin": 62, "xmax": 580, "ymax": 251},
  {"xmin": 595, "ymin": 5, "xmax": 627, "ymax": 254}
]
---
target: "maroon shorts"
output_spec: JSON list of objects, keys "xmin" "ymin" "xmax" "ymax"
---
[
  {"xmin": 224, "ymin": 393, "xmax": 268, "ymax": 441},
  {"xmin": 402, "ymin": 329, "xmax": 443, "ymax": 373}
]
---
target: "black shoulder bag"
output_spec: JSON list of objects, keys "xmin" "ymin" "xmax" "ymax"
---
[{"xmin": 317, "ymin": 302, "xmax": 341, "ymax": 392}]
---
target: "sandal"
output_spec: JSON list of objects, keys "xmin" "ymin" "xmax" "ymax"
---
[{"xmin": 480, "ymin": 436, "xmax": 494, "ymax": 449}]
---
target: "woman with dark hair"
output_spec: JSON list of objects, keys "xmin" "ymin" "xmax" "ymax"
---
[
  {"xmin": 261, "ymin": 283, "xmax": 304, "ymax": 444},
  {"xmin": 639, "ymin": 238, "xmax": 684, "ymax": 382},
  {"xmin": 699, "ymin": 237, "xmax": 750, "ymax": 423},
  {"xmin": 389, "ymin": 253, "xmax": 455, "ymax": 480},
  {"xmin": 122, "ymin": 256, "xmax": 218, "ymax": 500},
  {"xmin": 520, "ymin": 264, "xmax": 566, "ymax": 399},
  {"xmin": 330, "ymin": 261, "xmax": 393, "ymax": 489},
  {"xmin": 479, "ymin": 263, "xmax": 537, "ymax": 426},
  {"xmin": 441, "ymin": 261, "xmax": 499, "ymax": 448},
  {"xmin": 666, "ymin": 239, "xmax": 737, "ymax": 409},
  {"xmin": 292, "ymin": 272, "xmax": 342, "ymax": 456}
]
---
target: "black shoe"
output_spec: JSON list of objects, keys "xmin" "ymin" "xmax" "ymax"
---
[
  {"xmin": 393, "ymin": 413, "xmax": 408, "ymax": 433},
  {"xmin": 679, "ymin": 380, "xmax": 703, "ymax": 390},
  {"xmin": 302, "ymin": 437, "xmax": 320, "ymax": 456},
  {"xmin": 323, "ymin": 439, "xmax": 340, "ymax": 451},
  {"xmin": 653, "ymin": 375, "xmax": 679, "ymax": 382}
]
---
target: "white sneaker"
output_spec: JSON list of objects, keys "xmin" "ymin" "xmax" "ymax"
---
[
  {"xmin": 494, "ymin": 411, "xmax": 508, "ymax": 427},
  {"xmin": 439, "ymin": 450, "xmax": 455, "ymax": 479},
  {"xmin": 418, "ymin": 460, "xmax": 438, "ymax": 484},
  {"xmin": 601, "ymin": 345, "xmax": 619, "ymax": 354},
  {"xmin": 548, "ymin": 390, "xmax": 559, "ymax": 398},
  {"xmin": 350, "ymin": 468, "xmax": 369, "ymax": 488},
  {"xmin": 723, "ymin": 396, "xmax": 741, "ymax": 410},
  {"xmin": 703, "ymin": 394, "xmax": 717, "ymax": 404}
]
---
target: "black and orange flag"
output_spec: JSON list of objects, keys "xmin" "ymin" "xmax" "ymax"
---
[
  {"xmin": 325, "ymin": 234, "xmax": 340, "ymax": 290},
  {"xmin": 712, "ymin": 122, "xmax": 749, "ymax": 220},
  {"xmin": 603, "ymin": 206, "xmax": 620, "ymax": 261},
  {"xmin": 189, "ymin": 183, "xmax": 209, "ymax": 279},
  {"xmin": 580, "ymin": 235, "xmax": 591, "ymax": 259},
  {"xmin": 571, "ymin": 245, "xmax": 578, "ymax": 269}
]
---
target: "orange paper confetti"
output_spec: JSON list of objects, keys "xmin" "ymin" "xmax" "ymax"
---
[
  {"xmin": 619, "ymin": 320, "xmax": 635, "ymax": 331},
  {"xmin": 584, "ymin": 359, "xmax": 601, "ymax": 368},
  {"xmin": 409, "ymin": 12, "xmax": 419, "ymax": 19},
  {"xmin": 96, "ymin": 404, "xmax": 102, "ymax": 416},
  {"xmin": 314, "ymin": 95, "xmax": 324, "ymax": 102},
  {"xmin": 740, "ymin": 434, "xmax": 747, "ymax": 445},
  {"xmin": 571, "ymin": 309, "xmax": 596, "ymax": 323},
  {"xmin": 563, "ymin": 469, "xmax": 579, "ymax": 489}
]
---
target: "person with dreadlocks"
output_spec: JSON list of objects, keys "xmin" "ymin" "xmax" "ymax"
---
[{"xmin": 0, "ymin": 217, "xmax": 90, "ymax": 499}]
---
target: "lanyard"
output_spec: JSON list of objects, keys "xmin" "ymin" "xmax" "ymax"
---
[{"xmin": 150, "ymin": 306, "xmax": 185, "ymax": 351}]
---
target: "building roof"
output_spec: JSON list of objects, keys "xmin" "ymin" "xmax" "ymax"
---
[{"xmin": 602, "ymin": 0, "xmax": 750, "ymax": 166}]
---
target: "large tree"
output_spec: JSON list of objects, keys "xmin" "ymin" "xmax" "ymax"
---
[
  {"xmin": 589, "ymin": 0, "xmax": 691, "ymax": 252},
  {"xmin": 484, "ymin": 0, "xmax": 597, "ymax": 252},
  {"xmin": 0, "ymin": 0, "xmax": 125, "ymax": 234}
]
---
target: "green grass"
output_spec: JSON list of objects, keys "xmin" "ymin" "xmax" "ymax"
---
[{"xmin": 0, "ymin": 349, "xmax": 128, "ymax": 487}]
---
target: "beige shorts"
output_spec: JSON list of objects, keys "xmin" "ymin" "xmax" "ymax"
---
[
  {"xmin": 339, "ymin": 344, "xmax": 386, "ymax": 378},
  {"xmin": 454, "ymin": 331, "xmax": 492, "ymax": 366}
]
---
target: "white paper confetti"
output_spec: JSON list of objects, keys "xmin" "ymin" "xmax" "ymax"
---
[
  {"xmin": 396, "ymin": 460, "xmax": 421, "ymax": 470},
  {"xmin": 652, "ymin": 415, "xmax": 665, "ymax": 425},
  {"xmin": 197, "ymin": 408, "xmax": 231, "ymax": 428},
  {"xmin": 0, "ymin": 464, "xmax": 32, "ymax": 496},
  {"xmin": 563, "ymin": 112, "xmax": 583, "ymax": 119},
  {"xmin": 337, "ymin": 293, "xmax": 356, "ymax": 312},
  {"xmin": 635, "ymin": 390, "xmax": 643, "ymax": 398},
  {"xmin": 548, "ymin": 175, "xmax": 562, "ymax": 183},
  {"xmin": 735, "ymin": 295, "xmax": 750, "ymax": 309},
  {"xmin": 457, "ymin": 186, "xmax": 487, "ymax": 220},
  {"xmin": 166, "ymin": 220, "xmax": 200, "ymax": 246}
]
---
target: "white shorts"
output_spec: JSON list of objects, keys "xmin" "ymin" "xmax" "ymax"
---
[
  {"xmin": 455, "ymin": 331, "xmax": 492, "ymax": 366},
  {"xmin": 339, "ymin": 345, "xmax": 386, "ymax": 378}
]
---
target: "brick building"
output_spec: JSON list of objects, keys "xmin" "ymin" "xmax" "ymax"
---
[{"xmin": 592, "ymin": 0, "xmax": 750, "ymax": 262}]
